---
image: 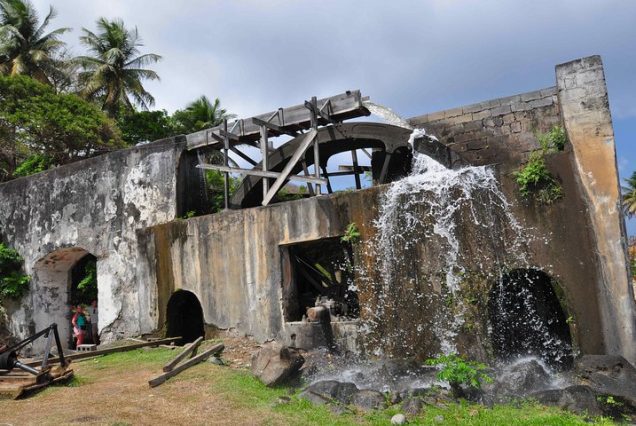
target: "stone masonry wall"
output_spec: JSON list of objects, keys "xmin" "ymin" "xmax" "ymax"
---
[{"xmin": 409, "ymin": 87, "xmax": 562, "ymax": 169}]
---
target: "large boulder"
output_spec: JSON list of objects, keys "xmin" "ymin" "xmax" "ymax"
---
[
  {"xmin": 495, "ymin": 358, "xmax": 552, "ymax": 396},
  {"xmin": 530, "ymin": 385, "xmax": 602, "ymax": 416},
  {"xmin": 575, "ymin": 355, "xmax": 636, "ymax": 404},
  {"xmin": 299, "ymin": 380, "xmax": 359, "ymax": 405},
  {"xmin": 251, "ymin": 342, "xmax": 304, "ymax": 387}
]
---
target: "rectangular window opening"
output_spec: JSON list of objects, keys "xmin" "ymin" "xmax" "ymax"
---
[{"xmin": 281, "ymin": 237, "xmax": 359, "ymax": 322}]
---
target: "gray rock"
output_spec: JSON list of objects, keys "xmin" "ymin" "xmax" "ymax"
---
[
  {"xmin": 389, "ymin": 391, "xmax": 403, "ymax": 405},
  {"xmin": 434, "ymin": 415, "xmax": 444, "ymax": 423},
  {"xmin": 251, "ymin": 342, "xmax": 304, "ymax": 387},
  {"xmin": 300, "ymin": 380, "xmax": 359, "ymax": 405},
  {"xmin": 351, "ymin": 389, "xmax": 386, "ymax": 411},
  {"xmin": 402, "ymin": 397, "xmax": 424, "ymax": 416},
  {"xmin": 575, "ymin": 355, "xmax": 636, "ymax": 404},
  {"xmin": 530, "ymin": 385, "xmax": 602, "ymax": 416},
  {"xmin": 495, "ymin": 358, "xmax": 552, "ymax": 396},
  {"xmin": 391, "ymin": 413, "xmax": 407, "ymax": 425}
]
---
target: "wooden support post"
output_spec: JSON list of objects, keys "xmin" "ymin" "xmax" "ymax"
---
[
  {"xmin": 310, "ymin": 97, "xmax": 321, "ymax": 196},
  {"xmin": 351, "ymin": 149, "xmax": 361, "ymax": 190},
  {"xmin": 321, "ymin": 166, "xmax": 333, "ymax": 194},
  {"xmin": 379, "ymin": 151, "xmax": 393, "ymax": 183},
  {"xmin": 223, "ymin": 119, "xmax": 230, "ymax": 210},
  {"xmin": 148, "ymin": 343, "xmax": 225, "ymax": 388},
  {"xmin": 262, "ymin": 129, "xmax": 318, "ymax": 206},
  {"xmin": 301, "ymin": 160, "xmax": 315, "ymax": 195},
  {"xmin": 162, "ymin": 337, "xmax": 203, "ymax": 372},
  {"xmin": 260, "ymin": 125, "xmax": 269, "ymax": 201}
]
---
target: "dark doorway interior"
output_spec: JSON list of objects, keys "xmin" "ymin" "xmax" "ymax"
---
[
  {"xmin": 282, "ymin": 237, "xmax": 359, "ymax": 322},
  {"xmin": 166, "ymin": 290, "xmax": 205, "ymax": 345},
  {"xmin": 488, "ymin": 269, "xmax": 573, "ymax": 368},
  {"xmin": 70, "ymin": 254, "xmax": 97, "ymax": 306}
]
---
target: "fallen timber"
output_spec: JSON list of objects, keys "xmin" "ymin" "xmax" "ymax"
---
[
  {"xmin": 162, "ymin": 336, "xmax": 203, "ymax": 372},
  {"xmin": 25, "ymin": 336, "xmax": 182, "ymax": 367},
  {"xmin": 149, "ymin": 342, "xmax": 224, "ymax": 388}
]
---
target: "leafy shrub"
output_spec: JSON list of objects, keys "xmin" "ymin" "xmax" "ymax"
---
[
  {"xmin": 341, "ymin": 222, "xmax": 361, "ymax": 244},
  {"xmin": 13, "ymin": 154, "xmax": 54, "ymax": 177},
  {"xmin": 425, "ymin": 353, "xmax": 492, "ymax": 398},
  {"xmin": 514, "ymin": 153, "xmax": 562, "ymax": 204},
  {"xmin": 538, "ymin": 126, "xmax": 567, "ymax": 152},
  {"xmin": 76, "ymin": 261, "xmax": 97, "ymax": 302},
  {"xmin": 0, "ymin": 243, "xmax": 29, "ymax": 300}
]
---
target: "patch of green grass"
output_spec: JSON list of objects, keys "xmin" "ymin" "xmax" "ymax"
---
[
  {"xmin": 82, "ymin": 347, "xmax": 178, "ymax": 371},
  {"xmin": 206, "ymin": 368, "xmax": 611, "ymax": 426}
]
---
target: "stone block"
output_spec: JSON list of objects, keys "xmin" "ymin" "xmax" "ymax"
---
[
  {"xmin": 472, "ymin": 110, "xmax": 491, "ymax": 120},
  {"xmin": 529, "ymin": 97, "xmax": 554, "ymax": 109},
  {"xmin": 490, "ymin": 105, "xmax": 513, "ymax": 117}
]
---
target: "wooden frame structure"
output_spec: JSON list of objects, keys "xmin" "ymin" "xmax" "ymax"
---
[{"xmin": 185, "ymin": 90, "xmax": 371, "ymax": 207}]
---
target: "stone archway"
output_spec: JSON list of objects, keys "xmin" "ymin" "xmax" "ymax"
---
[
  {"xmin": 32, "ymin": 247, "xmax": 97, "ymax": 350},
  {"xmin": 166, "ymin": 290, "xmax": 205, "ymax": 345},
  {"xmin": 488, "ymin": 269, "xmax": 573, "ymax": 368}
]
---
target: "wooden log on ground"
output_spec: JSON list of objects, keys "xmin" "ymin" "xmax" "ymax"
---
[
  {"xmin": 25, "ymin": 337, "xmax": 182, "ymax": 367},
  {"xmin": 149, "ymin": 343, "xmax": 224, "ymax": 388},
  {"xmin": 162, "ymin": 337, "xmax": 203, "ymax": 372}
]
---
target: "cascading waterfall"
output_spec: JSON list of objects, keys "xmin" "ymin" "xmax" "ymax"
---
[{"xmin": 355, "ymin": 104, "xmax": 571, "ymax": 365}]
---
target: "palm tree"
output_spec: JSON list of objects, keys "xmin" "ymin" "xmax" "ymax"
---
[
  {"xmin": 75, "ymin": 18, "xmax": 161, "ymax": 117},
  {"xmin": 0, "ymin": 0, "xmax": 69, "ymax": 85},
  {"xmin": 174, "ymin": 96, "xmax": 236, "ymax": 134},
  {"xmin": 622, "ymin": 171, "xmax": 636, "ymax": 217}
]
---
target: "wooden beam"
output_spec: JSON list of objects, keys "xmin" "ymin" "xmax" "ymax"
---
[
  {"xmin": 251, "ymin": 117, "xmax": 298, "ymax": 137},
  {"xmin": 148, "ymin": 343, "xmax": 225, "ymax": 388},
  {"xmin": 196, "ymin": 163, "xmax": 326, "ymax": 185},
  {"xmin": 186, "ymin": 91, "xmax": 369, "ymax": 150},
  {"xmin": 25, "ymin": 337, "xmax": 182, "ymax": 367},
  {"xmin": 162, "ymin": 337, "xmax": 203, "ymax": 372},
  {"xmin": 262, "ymin": 129, "xmax": 318, "ymax": 206},
  {"xmin": 230, "ymin": 146, "xmax": 257, "ymax": 166}
]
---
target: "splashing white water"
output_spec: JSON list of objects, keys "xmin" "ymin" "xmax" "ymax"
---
[{"xmin": 363, "ymin": 101, "xmax": 413, "ymax": 130}]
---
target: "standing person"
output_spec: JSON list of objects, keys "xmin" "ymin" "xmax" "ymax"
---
[
  {"xmin": 72, "ymin": 305, "xmax": 87, "ymax": 347},
  {"xmin": 88, "ymin": 300, "xmax": 99, "ymax": 345}
]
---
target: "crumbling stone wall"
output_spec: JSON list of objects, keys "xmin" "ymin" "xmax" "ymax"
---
[{"xmin": 0, "ymin": 138, "xmax": 199, "ymax": 349}]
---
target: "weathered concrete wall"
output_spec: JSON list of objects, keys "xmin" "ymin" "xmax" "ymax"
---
[
  {"xmin": 0, "ymin": 138, "xmax": 198, "ymax": 349},
  {"xmin": 555, "ymin": 56, "xmax": 636, "ymax": 363}
]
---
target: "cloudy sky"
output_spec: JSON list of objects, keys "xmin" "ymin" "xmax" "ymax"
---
[{"xmin": 32, "ymin": 0, "xmax": 636, "ymax": 231}]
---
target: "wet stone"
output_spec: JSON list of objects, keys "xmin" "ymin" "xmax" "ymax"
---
[
  {"xmin": 300, "ymin": 380, "xmax": 359, "ymax": 405},
  {"xmin": 495, "ymin": 358, "xmax": 552, "ymax": 396},
  {"xmin": 530, "ymin": 385, "xmax": 602, "ymax": 416},
  {"xmin": 351, "ymin": 389, "xmax": 386, "ymax": 411}
]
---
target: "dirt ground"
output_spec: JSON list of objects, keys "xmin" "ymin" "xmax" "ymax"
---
[{"xmin": 0, "ymin": 335, "xmax": 280, "ymax": 426}]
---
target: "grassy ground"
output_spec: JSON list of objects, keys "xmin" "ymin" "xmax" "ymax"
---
[{"xmin": 0, "ymin": 346, "xmax": 616, "ymax": 425}]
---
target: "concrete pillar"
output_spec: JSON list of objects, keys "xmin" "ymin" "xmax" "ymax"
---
[{"xmin": 556, "ymin": 55, "xmax": 636, "ymax": 364}]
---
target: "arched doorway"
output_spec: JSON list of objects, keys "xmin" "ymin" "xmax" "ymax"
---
[
  {"xmin": 488, "ymin": 269, "xmax": 573, "ymax": 368},
  {"xmin": 33, "ymin": 247, "xmax": 99, "ymax": 350},
  {"xmin": 166, "ymin": 290, "xmax": 205, "ymax": 345}
]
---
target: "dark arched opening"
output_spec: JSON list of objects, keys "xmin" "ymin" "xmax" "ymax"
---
[
  {"xmin": 488, "ymin": 269, "xmax": 573, "ymax": 369},
  {"xmin": 166, "ymin": 290, "xmax": 205, "ymax": 345}
]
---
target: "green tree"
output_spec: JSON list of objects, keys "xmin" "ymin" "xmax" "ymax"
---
[
  {"xmin": 0, "ymin": 74, "xmax": 123, "ymax": 180},
  {"xmin": 173, "ymin": 96, "xmax": 235, "ymax": 134},
  {"xmin": 75, "ymin": 18, "xmax": 161, "ymax": 118},
  {"xmin": 0, "ymin": 0, "xmax": 69, "ymax": 85},
  {"xmin": 622, "ymin": 171, "xmax": 636, "ymax": 217},
  {"xmin": 117, "ymin": 109, "xmax": 175, "ymax": 145}
]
